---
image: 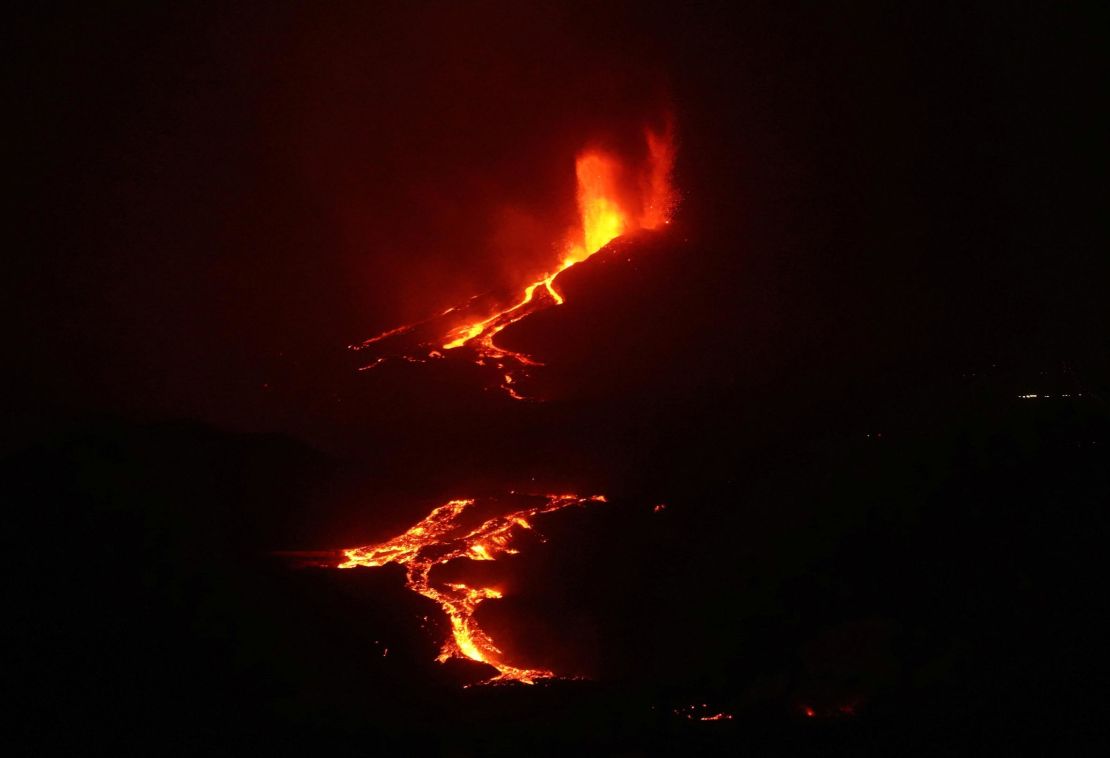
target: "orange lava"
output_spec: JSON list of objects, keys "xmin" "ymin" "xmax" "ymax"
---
[
  {"xmin": 674, "ymin": 703, "xmax": 735, "ymax": 722},
  {"xmin": 338, "ymin": 493, "xmax": 606, "ymax": 684},
  {"xmin": 352, "ymin": 122, "xmax": 677, "ymax": 398}
]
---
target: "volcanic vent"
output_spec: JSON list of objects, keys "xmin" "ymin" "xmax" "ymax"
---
[{"xmin": 350, "ymin": 123, "xmax": 677, "ymax": 400}]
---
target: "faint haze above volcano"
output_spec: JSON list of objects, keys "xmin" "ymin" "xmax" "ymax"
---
[{"xmin": 9, "ymin": 2, "xmax": 1103, "ymax": 451}]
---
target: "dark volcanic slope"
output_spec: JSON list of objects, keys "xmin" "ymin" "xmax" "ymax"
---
[{"xmin": 11, "ymin": 229, "xmax": 1110, "ymax": 752}]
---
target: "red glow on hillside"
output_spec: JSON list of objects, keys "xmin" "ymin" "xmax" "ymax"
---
[{"xmin": 352, "ymin": 120, "xmax": 677, "ymax": 399}]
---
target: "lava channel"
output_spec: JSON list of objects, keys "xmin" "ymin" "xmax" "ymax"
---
[
  {"xmin": 351, "ymin": 123, "xmax": 677, "ymax": 400},
  {"xmin": 338, "ymin": 493, "xmax": 606, "ymax": 684}
]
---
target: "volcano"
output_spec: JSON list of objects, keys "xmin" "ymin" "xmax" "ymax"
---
[
  {"xmin": 13, "ymin": 2, "xmax": 1107, "ymax": 753},
  {"xmin": 351, "ymin": 125, "xmax": 677, "ymax": 401}
]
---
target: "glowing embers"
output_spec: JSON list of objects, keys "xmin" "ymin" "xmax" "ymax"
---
[
  {"xmin": 351, "ymin": 123, "xmax": 677, "ymax": 400},
  {"xmin": 673, "ymin": 703, "xmax": 734, "ymax": 722},
  {"xmin": 800, "ymin": 702, "xmax": 858, "ymax": 719},
  {"xmin": 339, "ymin": 493, "xmax": 606, "ymax": 684}
]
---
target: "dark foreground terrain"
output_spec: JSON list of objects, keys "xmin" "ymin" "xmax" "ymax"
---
[{"xmin": 10, "ymin": 239, "xmax": 1108, "ymax": 752}]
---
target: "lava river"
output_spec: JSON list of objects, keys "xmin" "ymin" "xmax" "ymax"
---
[
  {"xmin": 351, "ymin": 123, "xmax": 676, "ymax": 399},
  {"xmin": 338, "ymin": 493, "xmax": 606, "ymax": 684}
]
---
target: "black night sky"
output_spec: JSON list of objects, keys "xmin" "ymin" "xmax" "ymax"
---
[{"xmin": 9, "ymin": 2, "xmax": 1107, "ymax": 754}]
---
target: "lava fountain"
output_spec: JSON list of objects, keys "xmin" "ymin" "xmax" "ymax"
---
[
  {"xmin": 352, "ymin": 122, "xmax": 677, "ymax": 399},
  {"xmin": 338, "ymin": 493, "xmax": 606, "ymax": 684}
]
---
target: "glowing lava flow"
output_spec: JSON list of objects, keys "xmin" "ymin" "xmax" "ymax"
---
[
  {"xmin": 338, "ymin": 493, "xmax": 605, "ymax": 684},
  {"xmin": 352, "ymin": 123, "xmax": 677, "ymax": 399}
]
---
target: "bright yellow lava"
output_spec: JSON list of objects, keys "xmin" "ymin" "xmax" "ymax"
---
[
  {"xmin": 353, "ymin": 123, "xmax": 676, "ymax": 400},
  {"xmin": 339, "ymin": 494, "xmax": 606, "ymax": 684}
]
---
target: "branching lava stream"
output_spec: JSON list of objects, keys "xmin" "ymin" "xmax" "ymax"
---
[
  {"xmin": 338, "ymin": 493, "xmax": 606, "ymax": 684},
  {"xmin": 352, "ymin": 123, "xmax": 676, "ymax": 399}
]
